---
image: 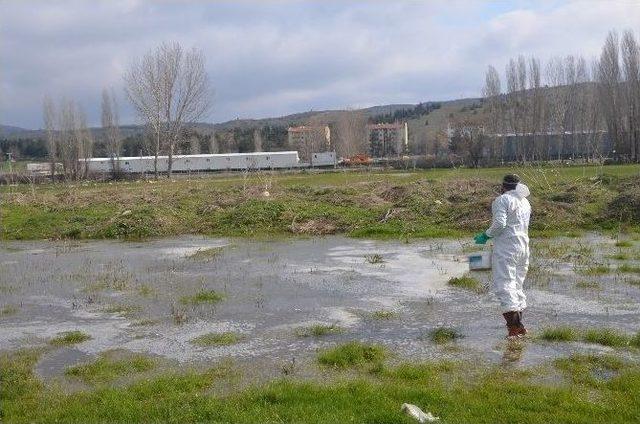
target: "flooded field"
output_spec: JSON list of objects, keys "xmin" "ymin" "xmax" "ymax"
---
[{"xmin": 1, "ymin": 235, "xmax": 640, "ymax": 382}]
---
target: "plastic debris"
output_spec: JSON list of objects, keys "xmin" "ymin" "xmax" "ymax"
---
[{"xmin": 401, "ymin": 403, "xmax": 440, "ymax": 422}]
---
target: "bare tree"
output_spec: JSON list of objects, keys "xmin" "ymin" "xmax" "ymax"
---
[
  {"xmin": 101, "ymin": 88, "xmax": 122, "ymax": 177},
  {"xmin": 43, "ymin": 95, "xmax": 58, "ymax": 180},
  {"xmin": 545, "ymin": 56, "xmax": 568, "ymax": 160},
  {"xmin": 482, "ymin": 66, "xmax": 503, "ymax": 163},
  {"xmin": 585, "ymin": 58, "xmax": 603, "ymax": 161},
  {"xmin": 528, "ymin": 56, "xmax": 543, "ymax": 161},
  {"xmin": 125, "ymin": 41, "xmax": 212, "ymax": 178},
  {"xmin": 621, "ymin": 30, "xmax": 640, "ymax": 162},
  {"xmin": 598, "ymin": 30, "xmax": 623, "ymax": 160},
  {"xmin": 449, "ymin": 119, "xmax": 486, "ymax": 168},
  {"xmin": 253, "ymin": 128, "xmax": 263, "ymax": 152},
  {"xmin": 75, "ymin": 108, "xmax": 93, "ymax": 178},
  {"xmin": 335, "ymin": 109, "xmax": 367, "ymax": 158}
]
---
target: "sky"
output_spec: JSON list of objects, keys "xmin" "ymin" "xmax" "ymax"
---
[{"xmin": 1, "ymin": 0, "xmax": 640, "ymax": 129}]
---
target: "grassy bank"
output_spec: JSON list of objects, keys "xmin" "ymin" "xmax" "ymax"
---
[
  {"xmin": 1, "ymin": 164, "xmax": 639, "ymax": 240},
  {"xmin": 2, "ymin": 347, "xmax": 640, "ymax": 423}
]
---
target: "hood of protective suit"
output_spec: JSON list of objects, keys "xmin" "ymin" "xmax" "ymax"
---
[{"xmin": 513, "ymin": 183, "xmax": 530, "ymax": 199}]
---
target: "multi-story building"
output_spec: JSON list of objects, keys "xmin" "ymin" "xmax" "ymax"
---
[
  {"xmin": 287, "ymin": 125, "xmax": 331, "ymax": 163},
  {"xmin": 367, "ymin": 122, "xmax": 408, "ymax": 158}
]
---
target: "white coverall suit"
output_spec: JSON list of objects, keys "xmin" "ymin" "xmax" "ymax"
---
[{"xmin": 485, "ymin": 183, "xmax": 531, "ymax": 313}]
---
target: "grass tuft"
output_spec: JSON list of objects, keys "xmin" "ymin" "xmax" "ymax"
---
[
  {"xmin": 447, "ymin": 274, "xmax": 484, "ymax": 292},
  {"xmin": 575, "ymin": 280, "xmax": 600, "ymax": 290},
  {"xmin": 583, "ymin": 328, "xmax": 630, "ymax": 348},
  {"xmin": 65, "ymin": 353, "xmax": 154, "ymax": 384},
  {"xmin": 615, "ymin": 240, "xmax": 633, "ymax": 248},
  {"xmin": 430, "ymin": 327, "xmax": 463, "ymax": 344},
  {"xmin": 180, "ymin": 290, "xmax": 225, "ymax": 305},
  {"xmin": 295, "ymin": 324, "xmax": 343, "ymax": 338},
  {"xmin": 317, "ymin": 342, "xmax": 386, "ymax": 369},
  {"xmin": 364, "ymin": 254, "xmax": 384, "ymax": 264},
  {"xmin": 0, "ymin": 304, "xmax": 18, "ymax": 316},
  {"xmin": 618, "ymin": 264, "xmax": 640, "ymax": 274},
  {"xmin": 190, "ymin": 332, "xmax": 243, "ymax": 347},
  {"xmin": 371, "ymin": 310, "xmax": 397, "ymax": 320},
  {"xmin": 578, "ymin": 264, "xmax": 611, "ymax": 275},
  {"xmin": 188, "ymin": 246, "xmax": 225, "ymax": 261},
  {"xmin": 49, "ymin": 330, "xmax": 92, "ymax": 346},
  {"xmin": 539, "ymin": 327, "xmax": 578, "ymax": 342},
  {"xmin": 102, "ymin": 304, "xmax": 141, "ymax": 317}
]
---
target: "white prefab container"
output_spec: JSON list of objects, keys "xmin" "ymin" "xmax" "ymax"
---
[
  {"xmin": 84, "ymin": 151, "xmax": 300, "ymax": 174},
  {"xmin": 468, "ymin": 251, "xmax": 492, "ymax": 271},
  {"xmin": 310, "ymin": 151, "xmax": 337, "ymax": 167}
]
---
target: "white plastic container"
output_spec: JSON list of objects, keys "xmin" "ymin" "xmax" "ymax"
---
[{"xmin": 468, "ymin": 251, "xmax": 491, "ymax": 271}]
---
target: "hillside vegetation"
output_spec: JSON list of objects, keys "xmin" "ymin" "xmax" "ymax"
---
[{"xmin": 1, "ymin": 164, "xmax": 638, "ymax": 240}]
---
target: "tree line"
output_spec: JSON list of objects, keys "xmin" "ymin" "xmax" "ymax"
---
[{"xmin": 451, "ymin": 29, "xmax": 640, "ymax": 167}]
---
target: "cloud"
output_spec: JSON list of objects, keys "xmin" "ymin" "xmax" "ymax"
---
[{"xmin": 1, "ymin": 0, "xmax": 640, "ymax": 129}]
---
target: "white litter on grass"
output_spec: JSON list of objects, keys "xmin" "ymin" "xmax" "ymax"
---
[{"xmin": 401, "ymin": 403, "xmax": 440, "ymax": 422}]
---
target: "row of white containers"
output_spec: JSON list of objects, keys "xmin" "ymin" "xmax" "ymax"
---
[{"xmin": 83, "ymin": 151, "xmax": 337, "ymax": 174}]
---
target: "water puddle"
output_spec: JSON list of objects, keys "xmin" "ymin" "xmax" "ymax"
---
[{"xmin": 0, "ymin": 235, "xmax": 638, "ymax": 379}]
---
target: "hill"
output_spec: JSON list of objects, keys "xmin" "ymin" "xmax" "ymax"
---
[{"xmin": 1, "ymin": 99, "xmax": 481, "ymax": 140}]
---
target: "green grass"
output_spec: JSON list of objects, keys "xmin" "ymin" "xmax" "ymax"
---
[
  {"xmin": 370, "ymin": 310, "xmax": 398, "ymax": 320},
  {"xmin": 430, "ymin": 327, "xmax": 463, "ymax": 344},
  {"xmin": 65, "ymin": 352, "xmax": 155, "ymax": 384},
  {"xmin": 0, "ymin": 304, "xmax": 18, "ymax": 316},
  {"xmin": 537, "ymin": 327, "xmax": 634, "ymax": 348},
  {"xmin": 615, "ymin": 240, "xmax": 633, "ymax": 248},
  {"xmin": 539, "ymin": 327, "xmax": 578, "ymax": 342},
  {"xmin": 131, "ymin": 319, "xmax": 157, "ymax": 327},
  {"xmin": 618, "ymin": 264, "xmax": 640, "ymax": 274},
  {"xmin": 49, "ymin": 330, "xmax": 92, "ymax": 346},
  {"xmin": 137, "ymin": 284, "xmax": 153, "ymax": 297},
  {"xmin": 575, "ymin": 280, "xmax": 601, "ymax": 290},
  {"xmin": 578, "ymin": 264, "xmax": 611, "ymax": 275},
  {"xmin": 608, "ymin": 252, "xmax": 630, "ymax": 260},
  {"xmin": 317, "ymin": 342, "xmax": 386, "ymax": 369},
  {"xmin": 554, "ymin": 354, "xmax": 625, "ymax": 386},
  {"xmin": 447, "ymin": 274, "xmax": 484, "ymax": 292},
  {"xmin": 364, "ymin": 253, "xmax": 384, "ymax": 264},
  {"xmin": 190, "ymin": 332, "xmax": 243, "ymax": 347},
  {"xmin": 295, "ymin": 324, "xmax": 343, "ymax": 338},
  {"xmin": 4, "ymin": 347, "xmax": 640, "ymax": 423},
  {"xmin": 102, "ymin": 304, "xmax": 141, "ymax": 316},
  {"xmin": 188, "ymin": 246, "xmax": 225, "ymax": 261},
  {"xmin": 180, "ymin": 290, "xmax": 225, "ymax": 305},
  {"xmin": 583, "ymin": 328, "xmax": 630, "ymax": 348},
  {"xmin": 2, "ymin": 165, "xmax": 639, "ymax": 240}
]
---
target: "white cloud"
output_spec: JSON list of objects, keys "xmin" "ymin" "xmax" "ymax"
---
[{"xmin": 1, "ymin": 0, "xmax": 640, "ymax": 128}]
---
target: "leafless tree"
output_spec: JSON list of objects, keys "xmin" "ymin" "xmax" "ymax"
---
[
  {"xmin": 124, "ymin": 41, "xmax": 212, "ymax": 177},
  {"xmin": 101, "ymin": 88, "xmax": 121, "ymax": 177},
  {"xmin": 545, "ymin": 56, "xmax": 568, "ymax": 160},
  {"xmin": 253, "ymin": 128, "xmax": 263, "ymax": 152},
  {"xmin": 482, "ymin": 66, "xmax": 503, "ymax": 162},
  {"xmin": 449, "ymin": 119, "xmax": 486, "ymax": 168},
  {"xmin": 335, "ymin": 109, "xmax": 367, "ymax": 158},
  {"xmin": 598, "ymin": 30, "xmax": 623, "ymax": 160},
  {"xmin": 621, "ymin": 30, "xmax": 640, "ymax": 162},
  {"xmin": 43, "ymin": 96, "xmax": 58, "ymax": 180},
  {"xmin": 528, "ymin": 56, "xmax": 544, "ymax": 161},
  {"xmin": 75, "ymin": 108, "xmax": 93, "ymax": 178}
]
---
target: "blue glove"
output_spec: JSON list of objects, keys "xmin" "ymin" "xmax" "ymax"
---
[{"xmin": 474, "ymin": 232, "xmax": 491, "ymax": 245}]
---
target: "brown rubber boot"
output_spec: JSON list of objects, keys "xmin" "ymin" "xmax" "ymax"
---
[
  {"xmin": 516, "ymin": 311, "xmax": 527, "ymax": 336},
  {"xmin": 502, "ymin": 311, "xmax": 521, "ymax": 339}
]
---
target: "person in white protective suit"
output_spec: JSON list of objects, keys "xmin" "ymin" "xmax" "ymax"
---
[{"xmin": 474, "ymin": 174, "xmax": 531, "ymax": 339}]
